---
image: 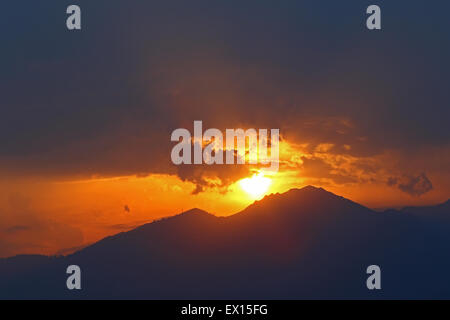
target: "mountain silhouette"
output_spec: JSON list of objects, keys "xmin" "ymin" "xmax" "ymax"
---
[
  {"xmin": 402, "ymin": 199, "xmax": 450, "ymax": 220},
  {"xmin": 1, "ymin": 186, "xmax": 449, "ymax": 299}
]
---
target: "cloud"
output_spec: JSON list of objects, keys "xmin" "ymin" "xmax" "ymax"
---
[
  {"xmin": 0, "ymin": 1, "xmax": 448, "ymax": 195},
  {"xmin": 4, "ymin": 225, "xmax": 30, "ymax": 234},
  {"xmin": 176, "ymin": 162, "xmax": 251, "ymax": 194},
  {"xmin": 387, "ymin": 173, "xmax": 433, "ymax": 197}
]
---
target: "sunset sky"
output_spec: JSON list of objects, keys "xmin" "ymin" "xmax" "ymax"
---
[{"xmin": 1, "ymin": 1, "xmax": 449, "ymax": 257}]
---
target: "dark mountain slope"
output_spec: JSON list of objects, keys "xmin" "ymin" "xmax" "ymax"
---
[{"xmin": 1, "ymin": 186, "xmax": 449, "ymax": 299}]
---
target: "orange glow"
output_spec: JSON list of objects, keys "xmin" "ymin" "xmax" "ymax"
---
[{"xmin": 0, "ymin": 139, "xmax": 448, "ymax": 258}]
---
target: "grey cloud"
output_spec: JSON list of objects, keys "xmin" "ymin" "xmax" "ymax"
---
[
  {"xmin": 4, "ymin": 225, "xmax": 30, "ymax": 234},
  {"xmin": 0, "ymin": 1, "xmax": 449, "ymax": 192},
  {"xmin": 388, "ymin": 173, "xmax": 433, "ymax": 197}
]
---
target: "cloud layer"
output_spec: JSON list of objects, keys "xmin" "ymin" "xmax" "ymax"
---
[{"xmin": 1, "ymin": 1, "xmax": 449, "ymax": 195}]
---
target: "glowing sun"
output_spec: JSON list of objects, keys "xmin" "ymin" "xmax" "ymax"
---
[{"xmin": 239, "ymin": 173, "xmax": 272, "ymax": 199}]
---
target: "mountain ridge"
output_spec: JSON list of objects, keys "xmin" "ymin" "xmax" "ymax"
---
[
  {"xmin": 2, "ymin": 185, "xmax": 448, "ymax": 262},
  {"xmin": 1, "ymin": 185, "xmax": 449, "ymax": 299}
]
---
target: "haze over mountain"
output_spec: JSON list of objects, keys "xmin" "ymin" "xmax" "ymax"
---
[{"xmin": 1, "ymin": 186, "xmax": 449, "ymax": 299}]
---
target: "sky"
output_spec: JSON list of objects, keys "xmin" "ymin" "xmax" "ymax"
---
[{"xmin": 0, "ymin": 0, "xmax": 449, "ymax": 257}]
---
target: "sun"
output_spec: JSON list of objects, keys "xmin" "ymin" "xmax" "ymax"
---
[{"xmin": 239, "ymin": 173, "xmax": 272, "ymax": 199}]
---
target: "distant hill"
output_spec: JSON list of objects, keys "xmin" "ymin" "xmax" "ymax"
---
[
  {"xmin": 1, "ymin": 186, "xmax": 449, "ymax": 299},
  {"xmin": 401, "ymin": 199, "xmax": 450, "ymax": 219}
]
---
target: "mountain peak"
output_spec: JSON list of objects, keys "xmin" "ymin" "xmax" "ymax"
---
[
  {"xmin": 166, "ymin": 207, "xmax": 216, "ymax": 224},
  {"xmin": 154, "ymin": 207, "xmax": 214, "ymax": 224},
  {"xmin": 258, "ymin": 185, "xmax": 342, "ymax": 204},
  {"xmin": 234, "ymin": 185, "xmax": 372, "ymax": 223},
  {"xmin": 179, "ymin": 208, "xmax": 211, "ymax": 216},
  {"xmin": 299, "ymin": 185, "xmax": 326, "ymax": 191},
  {"xmin": 286, "ymin": 185, "xmax": 331, "ymax": 195}
]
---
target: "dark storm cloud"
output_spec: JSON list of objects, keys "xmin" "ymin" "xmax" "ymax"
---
[
  {"xmin": 387, "ymin": 173, "xmax": 433, "ymax": 197},
  {"xmin": 1, "ymin": 1, "xmax": 449, "ymax": 190}
]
